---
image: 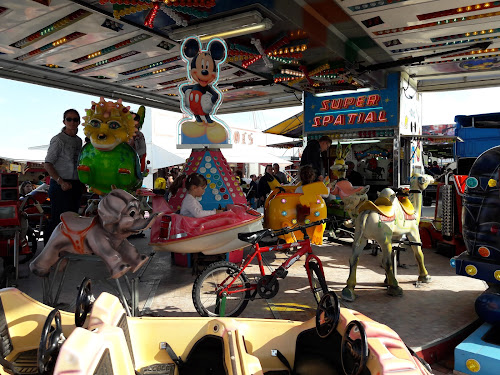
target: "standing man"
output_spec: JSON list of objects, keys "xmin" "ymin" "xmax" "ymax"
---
[
  {"xmin": 300, "ymin": 135, "xmax": 332, "ymax": 181},
  {"xmin": 272, "ymin": 163, "xmax": 287, "ymax": 184},
  {"xmin": 345, "ymin": 161, "xmax": 365, "ymax": 186},
  {"xmin": 246, "ymin": 174, "xmax": 258, "ymax": 209},
  {"xmin": 44, "ymin": 109, "xmax": 84, "ymax": 243},
  {"xmin": 257, "ymin": 164, "xmax": 274, "ymax": 207}
]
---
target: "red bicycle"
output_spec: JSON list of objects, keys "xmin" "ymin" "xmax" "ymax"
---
[{"xmin": 192, "ymin": 218, "xmax": 330, "ymax": 317}]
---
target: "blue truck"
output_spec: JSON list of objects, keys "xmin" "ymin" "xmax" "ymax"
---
[{"xmin": 455, "ymin": 112, "xmax": 500, "ymax": 174}]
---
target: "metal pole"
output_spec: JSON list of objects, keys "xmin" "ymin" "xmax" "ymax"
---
[{"xmin": 13, "ymin": 231, "xmax": 19, "ymax": 283}]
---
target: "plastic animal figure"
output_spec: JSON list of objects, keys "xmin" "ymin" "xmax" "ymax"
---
[
  {"xmin": 30, "ymin": 189, "xmax": 158, "ymax": 279},
  {"xmin": 179, "ymin": 37, "xmax": 229, "ymax": 144},
  {"xmin": 264, "ymin": 179, "xmax": 329, "ymax": 245},
  {"xmin": 330, "ymin": 141, "xmax": 351, "ymax": 180},
  {"xmin": 78, "ymin": 98, "xmax": 143, "ymax": 195},
  {"xmin": 342, "ymin": 173, "xmax": 434, "ymax": 301}
]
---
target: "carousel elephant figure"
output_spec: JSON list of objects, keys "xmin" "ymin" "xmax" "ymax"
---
[{"xmin": 30, "ymin": 189, "xmax": 158, "ymax": 279}]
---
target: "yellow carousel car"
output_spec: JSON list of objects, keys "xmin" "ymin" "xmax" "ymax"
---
[{"xmin": 0, "ymin": 280, "xmax": 431, "ymax": 375}]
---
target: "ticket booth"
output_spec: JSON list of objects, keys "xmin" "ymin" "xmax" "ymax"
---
[{"xmin": 303, "ymin": 72, "xmax": 423, "ymax": 196}]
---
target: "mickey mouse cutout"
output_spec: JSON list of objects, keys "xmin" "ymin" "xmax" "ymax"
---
[{"xmin": 179, "ymin": 37, "xmax": 230, "ymax": 145}]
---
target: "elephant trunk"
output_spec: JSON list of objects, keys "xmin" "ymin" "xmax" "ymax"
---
[{"xmin": 130, "ymin": 212, "xmax": 159, "ymax": 233}]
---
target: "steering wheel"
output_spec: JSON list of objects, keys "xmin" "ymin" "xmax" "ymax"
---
[
  {"xmin": 75, "ymin": 278, "xmax": 94, "ymax": 327},
  {"xmin": 38, "ymin": 309, "xmax": 65, "ymax": 375},
  {"xmin": 315, "ymin": 292, "xmax": 340, "ymax": 338},
  {"xmin": 341, "ymin": 320, "xmax": 369, "ymax": 375}
]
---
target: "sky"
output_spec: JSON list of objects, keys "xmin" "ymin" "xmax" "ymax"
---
[
  {"xmin": 2, "ymin": 76, "xmax": 500, "ymax": 156},
  {"xmin": 0, "ymin": 78, "xmax": 301, "ymax": 156}
]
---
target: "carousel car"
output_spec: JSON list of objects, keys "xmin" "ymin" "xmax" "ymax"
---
[
  {"xmin": 0, "ymin": 282, "xmax": 432, "ymax": 375},
  {"xmin": 149, "ymin": 195, "xmax": 263, "ymax": 255}
]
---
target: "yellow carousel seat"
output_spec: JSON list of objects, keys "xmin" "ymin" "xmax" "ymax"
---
[
  {"xmin": 86, "ymin": 292, "xmax": 264, "ymax": 375},
  {"xmin": 0, "ymin": 288, "xmax": 75, "ymax": 375},
  {"xmin": 357, "ymin": 196, "xmax": 395, "ymax": 217},
  {"xmin": 53, "ymin": 326, "xmax": 135, "ymax": 375}
]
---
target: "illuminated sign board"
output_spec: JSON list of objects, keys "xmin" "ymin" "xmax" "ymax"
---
[{"xmin": 304, "ymin": 74, "xmax": 399, "ymax": 133}]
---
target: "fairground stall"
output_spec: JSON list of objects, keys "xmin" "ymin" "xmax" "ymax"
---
[{"xmin": 304, "ymin": 72, "xmax": 424, "ymax": 196}]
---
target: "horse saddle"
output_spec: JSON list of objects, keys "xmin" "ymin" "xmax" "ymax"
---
[
  {"xmin": 398, "ymin": 197, "xmax": 415, "ymax": 215},
  {"xmin": 60, "ymin": 212, "xmax": 97, "ymax": 254},
  {"xmin": 357, "ymin": 196, "xmax": 394, "ymax": 217}
]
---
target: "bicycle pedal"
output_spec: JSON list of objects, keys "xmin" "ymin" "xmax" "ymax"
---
[{"xmin": 275, "ymin": 268, "xmax": 288, "ymax": 279}]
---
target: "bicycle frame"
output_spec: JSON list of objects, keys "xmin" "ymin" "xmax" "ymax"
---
[{"xmin": 219, "ymin": 236, "xmax": 325, "ymax": 298}]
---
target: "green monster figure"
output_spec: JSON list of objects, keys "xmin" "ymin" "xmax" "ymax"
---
[{"xmin": 78, "ymin": 97, "xmax": 144, "ymax": 195}]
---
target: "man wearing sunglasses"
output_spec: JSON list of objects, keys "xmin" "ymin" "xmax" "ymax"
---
[{"xmin": 43, "ymin": 109, "xmax": 84, "ymax": 243}]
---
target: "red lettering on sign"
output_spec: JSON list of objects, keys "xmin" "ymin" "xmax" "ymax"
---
[
  {"xmin": 248, "ymin": 134, "xmax": 254, "ymax": 145},
  {"xmin": 364, "ymin": 112, "xmax": 376, "ymax": 123},
  {"xmin": 321, "ymin": 100, "xmax": 329, "ymax": 111},
  {"xmin": 334, "ymin": 114, "xmax": 345, "ymax": 126},
  {"xmin": 313, "ymin": 117, "xmax": 322, "ymax": 127},
  {"xmin": 233, "ymin": 131, "xmax": 240, "ymax": 143},
  {"xmin": 331, "ymin": 98, "xmax": 342, "ymax": 110},
  {"xmin": 356, "ymin": 96, "xmax": 366, "ymax": 107},
  {"xmin": 357, "ymin": 113, "xmax": 365, "ymax": 123},
  {"xmin": 366, "ymin": 94, "xmax": 381, "ymax": 106},
  {"xmin": 322, "ymin": 115, "xmax": 334, "ymax": 126},
  {"xmin": 242, "ymin": 133, "xmax": 246, "ymax": 144},
  {"xmin": 343, "ymin": 97, "xmax": 355, "ymax": 108},
  {"xmin": 347, "ymin": 113, "xmax": 357, "ymax": 124},
  {"xmin": 378, "ymin": 111, "xmax": 388, "ymax": 122}
]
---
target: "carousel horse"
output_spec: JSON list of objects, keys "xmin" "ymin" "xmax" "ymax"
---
[{"xmin": 341, "ymin": 173, "xmax": 434, "ymax": 301}]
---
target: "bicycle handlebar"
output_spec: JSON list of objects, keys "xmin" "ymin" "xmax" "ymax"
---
[{"xmin": 269, "ymin": 218, "xmax": 332, "ymax": 238}]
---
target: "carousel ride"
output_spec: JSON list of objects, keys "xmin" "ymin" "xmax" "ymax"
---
[
  {"xmin": 149, "ymin": 37, "xmax": 264, "ymax": 256},
  {"xmin": 0, "ymin": 280, "xmax": 432, "ymax": 375},
  {"xmin": 451, "ymin": 145, "xmax": 500, "ymax": 374}
]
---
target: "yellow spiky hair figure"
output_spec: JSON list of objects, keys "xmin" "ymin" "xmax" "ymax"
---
[{"xmin": 83, "ymin": 97, "xmax": 136, "ymax": 151}]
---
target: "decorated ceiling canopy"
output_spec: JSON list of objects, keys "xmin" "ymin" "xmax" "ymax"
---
[{"xmin": 3, "ymin": 1, "xmax": 500, "ymax": 112}]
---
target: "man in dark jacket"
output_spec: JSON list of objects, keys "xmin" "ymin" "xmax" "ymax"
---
[
  {"xmin": 257, "ymin": 165, "xmax": 274, "ymax": 207},
  {"xmin": 246, "ymin": 174, "xmax": 258, "ymax": 209},
  {"xmin": 300, "ymin": 135, "xmax": 332, "ymax": 181},
  {"xmin": 346, "ymin": 161, "xmax": 365, "ymax": 186}
]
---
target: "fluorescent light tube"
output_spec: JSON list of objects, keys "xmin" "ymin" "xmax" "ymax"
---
[{"xmin": 169, "ymin": 11, "xmax": 273, "ymax": 41}]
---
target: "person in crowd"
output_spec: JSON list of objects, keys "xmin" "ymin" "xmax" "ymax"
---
[
  {"xmin": 44, "ymin": 109, "xmax": 84, "ymax": 242},
  {"xmin": 272, "ymin": 163, "xmax": 287, "ymax": 184},
  {"xmin": 246, "ymin": 174, "xmax": 258, "ymax": 209},
  {"xmin": 19, "ymin": 181, "xmax": 33, "ymax": 197},
  {"xmin": 430, "ymin": 161, "xmax": 442, "ymax": 176},
  {"xmin": 234, "ymin": 170, "xmax": 243, "ymax": 184},
  {"xmin": 294, "ymin": 165, "xmax": 315, "ymax": 194},
  {"xmin": 128, "ymin": 111, "xmax": 147, "ymax": 173},
  {"xmin": 37, "ymin": 174, "xmax": 46, "ymax": 186},
  {"xmin": 257, "ymin": 164, "xmax": 274, "ymax": 207},
  {"xmin": 180, "ymin": 173, "xmax": 223, "ymax": 218},
  {"xmin": 346, "ymin": 161, "xmax": 365, "ymax": 186},
  {"xmin": 424, "ymin": 161, "xmax": 433, "ymax": 175},
  {"xmin": 300, "ymin": 135, "xmax": 332, "ymax": 181}
]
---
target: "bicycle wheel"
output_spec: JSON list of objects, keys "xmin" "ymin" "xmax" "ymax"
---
[
  {"xmin": 308, "ymin": 261, "xmax": 329, "ymax": 305},
  {"xmin": 192, "ymin": 261, "xmax": 251, "ymax": 317}
]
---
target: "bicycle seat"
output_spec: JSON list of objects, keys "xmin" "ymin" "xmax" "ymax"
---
[{"xmin": 238, "ymin": 229, "xmax": 271, "ymax": 244}]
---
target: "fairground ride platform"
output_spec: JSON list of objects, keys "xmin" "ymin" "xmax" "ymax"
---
[{"xmin": 12, "ymin": 231, "xmax": 486, "ymax": 369}]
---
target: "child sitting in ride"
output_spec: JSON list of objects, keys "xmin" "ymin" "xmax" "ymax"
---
[
  {"xmin": 294, "ymin": 166, "xmax": 329, "ymax": 198},
  {"xmin": 180, "ymin": 173, "xmax": 223, "ymax": 218}
]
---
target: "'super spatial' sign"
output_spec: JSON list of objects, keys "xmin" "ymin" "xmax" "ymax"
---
[{"xmin": 304, "ymin": 74, "xmax": 399, "ymax": 133}]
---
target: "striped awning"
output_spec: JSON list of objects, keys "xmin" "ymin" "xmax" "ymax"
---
[{"xmin": 264, "ymin": 112, "xmax": 304, "ymax": 138}]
